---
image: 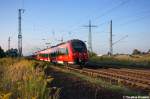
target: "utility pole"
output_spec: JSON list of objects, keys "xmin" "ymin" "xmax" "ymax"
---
[
  {"xmin": 109, "ymin": 20, "xmax": 113, "ymax": 56},
  {"xmin": 8, "ymin": 36, "xmax": 10, "ymax": 50},
  {"xmin": 18, "ymin": 9, "xmax": 24, "ymax": 56},
  {"xmin": 108, "ymin": 20, "xmax": 128, "ymax": 56},
  {"xmin": 60, "ymin": 36, "xmax": 63, "ymax": 43},
  {"xmin": 83, "ymin": 20, "xmax": 97, "ymax": 53}
]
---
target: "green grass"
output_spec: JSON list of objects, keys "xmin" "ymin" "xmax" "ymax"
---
[
  {"xmin": 0, "ymin": 58, "xmax": 57, "ymax": 99},
  {"xmin": 90, "ymin": 55, "xmax": 150, "ymax": 68}
]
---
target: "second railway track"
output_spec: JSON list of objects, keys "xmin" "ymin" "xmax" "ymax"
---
[{"xmin": 52, "ymin": 65, "xmax": 150, "ymax": 92}]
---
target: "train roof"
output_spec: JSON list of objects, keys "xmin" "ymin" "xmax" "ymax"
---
[
  {"xmin": 35, "ymin": 39, "xmax": 84, "ymax": 53},
  {"xmin": 56, "ymin": 39, "xmax": 83, "ymax": 46}
]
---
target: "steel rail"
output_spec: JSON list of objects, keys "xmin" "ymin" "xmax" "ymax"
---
[{"xmin": 51, "ymin": 66, "xmax": 150, "ymax": 91}]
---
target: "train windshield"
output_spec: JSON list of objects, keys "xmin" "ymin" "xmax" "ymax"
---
[{"xmin": 72, "ymin": 41, "xmax": 86, "ymax": 52}]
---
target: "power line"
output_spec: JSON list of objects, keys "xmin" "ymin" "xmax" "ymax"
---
[
  {"xmin": 113, "ymin": 35, "xmax": 128, "ymax": 45},
  {"xmin": 83, "ymin": 20, "xmax": 97, "ymax": 52},
  {"xmin": 68, "ymin": 0, "xmax": 129, "ymax": 34},
  {"xmin": 119, "ymin": 14, "xmax": 150, "ymax": 26},
  {"xmin": 113, "ymin": 9, "xmax": 150, "ymax": 23},
  {"xmin": 94, "ymin": 0, "xmax": 129, "ymax": 21}
]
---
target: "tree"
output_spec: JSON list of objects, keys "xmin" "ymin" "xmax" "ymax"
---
[
  {"xmin": 0, "ymin": 46, "xmax": 5, "ymax": 58},
  {"xmin": 5, "ymin": 48, "xmax": 19, "ymax": 57},
  {"xmin": 132, "ymin": 49, "xmax": 141, "ymax": 55},
  {"xmin": 148, "ymin": 49, "xmax": 150, "ymax": 53}
]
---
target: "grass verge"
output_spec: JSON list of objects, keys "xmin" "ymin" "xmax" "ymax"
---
[
  {"xmin": 0, "ymin": 58, "xmax": 58, "ymax": 99},
  {"xmin": 90, "ymin": 55, "xmax": 150, "ymax": 69}
]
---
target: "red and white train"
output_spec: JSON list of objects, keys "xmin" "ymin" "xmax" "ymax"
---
[{"xmin": 35, "ymin": 39, "xmax": 88, "ymax": 66}]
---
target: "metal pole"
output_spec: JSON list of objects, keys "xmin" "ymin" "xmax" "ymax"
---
[
  {"xmin": 89, "ymin": 20, "xmax": 92, "ymax": 52},
  {"xmin": 18, "ymin": 9, "xmax": 24, "ymax": 56},
  {"xmin": 83, "ymin": 20, "xmax": 97, "ymax": 53},
  {"xmin": 8, "ymin": 36, "xmax": 10, "ymax": 50},
  {"xmin": 110, "ymin": 20, "xmax": 113, "ymax": 55}
]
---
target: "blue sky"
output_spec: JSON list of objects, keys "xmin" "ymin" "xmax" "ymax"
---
[{"xmin": 0, "ymin": 0, "xmax": 150, "ymax": 55}]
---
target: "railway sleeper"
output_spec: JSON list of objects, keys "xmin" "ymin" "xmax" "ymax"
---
[
  {"xmin": 61, "ymin": 67, "xmax": 150, "ymax": 91},
  {"xmin": 109, "ymin": 73, "xmax": 150, "ymax": 85},
  {"xmin": 95, "ymin": 70, "xmax": 150, "ymax": 84},
  {"xmin": 90, "ymin": 70, "xmax": 150, "ymax": 88},
  {"xmin": 121, "ymin": 80, "xmax": 150, "ymax": 90},
  {"xmin": 110, "ymin": 79, "xmax": 118, "ymax": 85},
  {"xmin": 103, "ymin": 77, "xmax": 150, "ymax": 91},
  {"xmin": 108, "ymin": 69, "xmax": 150, "ymax": 79}
]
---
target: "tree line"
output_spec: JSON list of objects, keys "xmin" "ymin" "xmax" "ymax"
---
[
  {"xmin": 132, "ymin": 49, "xmax": 150, "ymax": 55},
  {"xmin": 0, "ymin": 46, "xmax": 19, "ymax": 58}
]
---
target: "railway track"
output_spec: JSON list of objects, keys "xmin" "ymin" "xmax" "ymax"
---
[
  {"xmin": 52, "ymin": 65, "xmax": 150, "ymax": 92},
  {"xmin": 107, "ymin": 68, "xmax": 150, "ymax": 80}
]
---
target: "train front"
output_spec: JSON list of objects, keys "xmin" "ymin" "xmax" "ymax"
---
[{"xmin": 71, "ymin": 40, "xmax": 88, "ymax": 65}]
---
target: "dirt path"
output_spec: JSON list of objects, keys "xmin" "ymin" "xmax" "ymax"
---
[{"xmin": 46, "ymin": 67, "xmax": 127, "ymax": 99}]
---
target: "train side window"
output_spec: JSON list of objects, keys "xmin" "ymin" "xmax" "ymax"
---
[
  {"xmin": 66, "ymin": 48, "xmax": 69, "ymax": 55},
  {"xmin": 59, "ymin": 48, "xmax": 65, "ymax": 55},
  {"xmin": 62, "ymin": 48, "xmax": 66, "ymax": 55},
  {"xmin": 54, "ymin": 52, "xmax": 56, "ymax": 57},
  {"xmin": 56, "ymin": 51, "xmax": 59, "ymax": 56},
  {"xmin": 50, "ymin": 53, "xmax": 54, "ymax": 57},
  {"xmin": 55, "ymin": 48, "xmax": 69, "ymax": 55},
  {"xmin": 45, "ymin": 54, "xmax": 48, "ymax": 58}
]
